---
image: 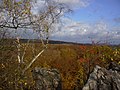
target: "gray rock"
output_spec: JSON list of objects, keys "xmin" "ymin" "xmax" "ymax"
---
[
  {"xmin": 32, "ymin": 67, "xmax": 62, "ymax": 90},
  {"xmin": 82, "ymin": 62, "xmax": 120, "ymax": 90}
]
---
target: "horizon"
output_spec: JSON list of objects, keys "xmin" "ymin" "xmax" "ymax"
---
[
  {"xmin": 3, "ymin": 38, "xmax": 120, "ymax": 45},
  {"xmin": 49, "ymin": 0, "xmax": 120, "ymax": 45},
  {"xmin": 1, "ymin": 0, "xmax": 120, "ymax": 45}
]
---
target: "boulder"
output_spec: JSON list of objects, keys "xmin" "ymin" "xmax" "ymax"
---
[
  {"xmin": 82, "ymin": 62, "xmax": 120, "ymax": 90},
  {"xmin": 32, "ymin": 67, "xmax": 62, "ymax": 90}
]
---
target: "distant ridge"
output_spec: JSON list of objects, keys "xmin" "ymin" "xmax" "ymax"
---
[
  {"xmin": 19, "ymin": 39, "xmax": 91, "ymax": 45},
  {"xmin": 1, "ymin": 39, "xmax": 120, "ymax": 46}
]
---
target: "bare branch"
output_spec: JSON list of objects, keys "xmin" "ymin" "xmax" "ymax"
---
[{"xmin": 0, "ymin": 0, "xmax": 71, "ymax": 74}]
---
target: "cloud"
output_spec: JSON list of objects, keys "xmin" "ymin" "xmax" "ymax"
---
[
  {"xmin": 30, "ymin": 0, "xmax": 120, "ymax": 45},
  {"xmin": 113, "ymin": 17, "xmax": 120, "ymax": 23},
  {"xmin": 32, "ymin": 0, "xmax": 91, "ymax": 14},
  {"xmin": 51, "ymin": 18, "xmax": 120, "ymax": 44},
  {"xmin": 56, "ymin": 0, "xmax": 90, "ymax": 8}
]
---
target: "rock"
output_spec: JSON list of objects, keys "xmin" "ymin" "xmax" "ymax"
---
[
  {"xmin": 82, "ymin": 62, "xmax": 120, "ymax": 90},
  {"xmin": 32, "ymin": 67, "xmax": 62, "ymax": 90}
]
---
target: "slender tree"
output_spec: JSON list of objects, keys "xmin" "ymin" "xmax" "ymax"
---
[{"xmin": 0, "ymin": 0, "xmax": 70, "ymax": 74}]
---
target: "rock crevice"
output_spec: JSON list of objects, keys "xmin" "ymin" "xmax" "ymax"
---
[
  {"xmin": 82, "ymin": 62, "xmax": 120, "ymax": 90},
  {"xmin": 32, "ymin": 67, "xmax": 62, "ymax": 90}
]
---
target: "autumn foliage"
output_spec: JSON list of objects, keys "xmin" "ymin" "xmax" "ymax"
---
[{"xmin": 0, "ymin": 40, "xmax": 120, "ymax": 90}]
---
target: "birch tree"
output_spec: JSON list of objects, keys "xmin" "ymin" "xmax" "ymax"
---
[
  {"xmin": 0, "ymin": 0, "xmax": 71, "ymax": 89},
  {"xmin": 0, "ymin": 0, "xmax": 70, "ymax": 74}
]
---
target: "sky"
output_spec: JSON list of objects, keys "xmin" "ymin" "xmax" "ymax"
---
[
  {"xmin": 48, "ymin": 0, "xmax": 120, "ymax": 44},
  {"xmin": 15, "ymin": 0, "xmax": 120, "ymax": 45}
]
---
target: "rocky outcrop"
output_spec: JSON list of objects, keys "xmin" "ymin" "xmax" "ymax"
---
[
  {"xmin": 82, "ymin": 62, "xmax": 120, "ymax": 90},
  {"xmin": 32, "ymin": 67, "xmax": 62, "ymax": 90}
]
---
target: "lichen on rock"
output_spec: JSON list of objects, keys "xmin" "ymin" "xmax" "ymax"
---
[
  {"xmin": 32, "ymin": 67, "xmax": 62, "ymax": 90},
  {"xmin": 82, "ymin": 62, "xmax": 120, "ymax": 90}
]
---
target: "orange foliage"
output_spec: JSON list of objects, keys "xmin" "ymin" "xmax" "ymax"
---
[{"xmin": 1, "ymin": 41, "xmax": 120, "ymax": 90}]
